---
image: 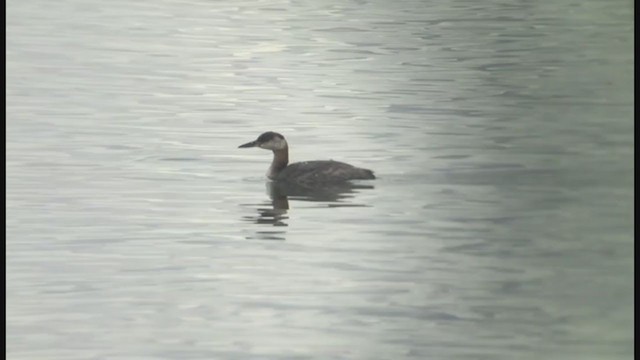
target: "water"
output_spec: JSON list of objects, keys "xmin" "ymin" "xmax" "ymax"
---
[{"xmin": 6, "ymin": 0, "xmax": 633, "ymax": 359}]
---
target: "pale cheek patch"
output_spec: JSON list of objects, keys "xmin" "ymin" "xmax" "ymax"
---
[
  {"xmin": 260, "ymin": 138, "xmax": 286, "ymax": 150},
  {"xmin": 273, "ymin": 138, "xmax": 286, "ymax": 150},
  {"xmin": 259, "ymin": 141, "xmax": 274, "ymax": 150}
]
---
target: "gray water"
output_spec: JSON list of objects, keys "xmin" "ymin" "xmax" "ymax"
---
[{"xmin": 6, "ymin": 0, "xmax": 633, "ymax": 359}]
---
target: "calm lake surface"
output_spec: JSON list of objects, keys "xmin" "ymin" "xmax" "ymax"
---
[{"xmin": 7, "ymin": 0, "xmax": 633, "ymax": 359}]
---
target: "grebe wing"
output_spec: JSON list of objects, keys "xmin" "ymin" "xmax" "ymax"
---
[{"xmin": 276, "ymin": 160, "xmax": 375, "ymax": 183}]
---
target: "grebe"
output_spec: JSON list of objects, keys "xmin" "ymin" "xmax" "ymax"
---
[{"xmin": 239, "ymin": 131, "xmax": 375, "ymax": 184}]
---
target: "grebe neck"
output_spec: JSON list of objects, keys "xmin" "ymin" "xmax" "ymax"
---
[{"xmin": 267, "ymin": 146, "xmax": 289, "ymax": 179}]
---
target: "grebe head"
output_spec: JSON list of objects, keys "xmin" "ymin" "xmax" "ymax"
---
[{"xmin": 238, "ymin": 131, "xmax": 287, "ymax": 151}]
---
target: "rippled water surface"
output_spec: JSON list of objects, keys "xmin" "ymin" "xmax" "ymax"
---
[{"xmin": 7, "ymin": 0, "xmax": 633, "ymax": 359}]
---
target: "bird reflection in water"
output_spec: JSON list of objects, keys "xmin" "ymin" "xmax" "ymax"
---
[{"xmin": 241, "ymin": 181, "xmax": 374, "ymax": 241}]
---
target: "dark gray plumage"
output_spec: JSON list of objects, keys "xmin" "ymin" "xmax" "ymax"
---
[{"xmin": 275, "ymin": 160, "xmax": 374, "ymax": 183}]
